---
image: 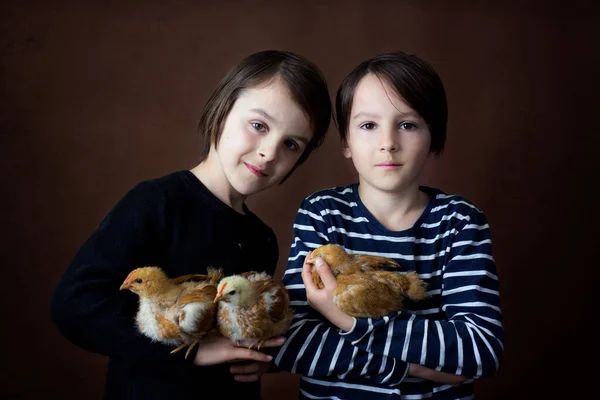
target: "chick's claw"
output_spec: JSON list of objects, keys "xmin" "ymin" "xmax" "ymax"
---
[
  {"xmin": 170, "ymin": 343, "xmax": 188, "ymax": 355},
  {"xmin": 184, "ymin": 340, "xmax": 199, "ymax": 359}
]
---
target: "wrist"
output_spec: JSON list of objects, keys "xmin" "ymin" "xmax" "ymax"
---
[{"xmin": 322, "ymin": 304, "xmax": 354, "ymax": 331}]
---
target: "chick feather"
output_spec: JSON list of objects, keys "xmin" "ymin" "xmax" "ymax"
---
[
  {"xmin": 119, "ymin": 266, "xmax": 223, "ymax": 358},
  {"xmin": 214, "ymin": 271, "xmax": 293, "ymax": 349},
  {"xmin": 307, "ymin": 244, "xmax": 428, "ymax": 319}
]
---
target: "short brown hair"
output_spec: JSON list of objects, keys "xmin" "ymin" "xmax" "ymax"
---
[
  {"xmin": 198, "ymin": 50, "xmax": 332, "ymax": 182},
  {"xmin": 335, "ymin": 52, "xmax": 447, "ymax": 154}
]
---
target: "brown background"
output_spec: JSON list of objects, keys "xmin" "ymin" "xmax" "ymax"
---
[{"xmin": 1, "ymin": 1, "xmax": 598, "ymax": 399}]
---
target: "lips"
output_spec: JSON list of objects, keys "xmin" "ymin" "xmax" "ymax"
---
[
  {"xmin": 244, "ymin": 162, "xmax": 267, "ymax": 177},
  {"xmin": 376, "ymin": 162, "xmax": 402, "ymax": 169}
]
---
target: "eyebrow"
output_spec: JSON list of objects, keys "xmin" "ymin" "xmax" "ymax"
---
[
  {"xmin": 290, "ymin": 135, "xmax": 310, "ymax": 145},
  {"xmin": 250, "ymin": 108, "xmax": 277, "ymax": 123},
  {"xmin": 352, "ymin": 111, "xmax": 420, "ymax": 120}
]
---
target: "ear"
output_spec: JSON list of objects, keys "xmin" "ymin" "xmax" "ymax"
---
[{"xmin": 341, "ymin": 139, "xmax": 352, "ymax": 159}]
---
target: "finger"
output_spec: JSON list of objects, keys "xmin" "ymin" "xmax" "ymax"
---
[
  {"xmin": 315, "ymin": 257, "xmax": 337, "ymax": 289},
  {"xmin": 230, "ymin": 362, "xmax": 261, "ymax": 374},
  {"xmin": 303, "ymin": 250, "xmax": 313, "ymax": 264},
  {"xmin": 302, "ymin": 256, "xmax": 317, "ymax": 291},
  {"xmin": 234, "ymin": 373, "xmax": 260, "ymax": 382},
  {"xmin": 259, "ymin": 336, "xmax": 286, "ymax": 347},
  {"xmin": 231, "ymin": 348, "xmax": 273, "ymax": 363}
]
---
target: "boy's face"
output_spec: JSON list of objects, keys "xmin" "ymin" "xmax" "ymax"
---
[
  {"xmin": 343, "ymin": 73, "xmax": 431, "ymax": 195},
  {"xmin": 214, "ymin": 78, "xmax": 312, "ymax": 197}
]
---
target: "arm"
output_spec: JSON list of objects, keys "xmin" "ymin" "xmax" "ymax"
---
[
  {"xmin": 307, "ymin": 254, "xmax": 466, "ymax": 386},
  {"xmin": 274, "ymin": 199, "xmax": 409, "ymax": 386},
  {"xmin": 50, "ymin": 181, "xmax": 188, "ymax": 363},
  {"xmin": 337, "ymin": 211, "xmax": 504, "ymax": 378}
]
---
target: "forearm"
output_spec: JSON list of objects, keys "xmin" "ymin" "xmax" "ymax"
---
[
  {"xmin": 319, "ymin": 309, "xmax": 468, "ymax": 384},
  {"xmin": 274, "ymin": 309, "xmax": 408, "ymax": 385},
  {"xmin": 408, "ymin": 363, "xmax": 467, "ymax": 385},
  {"xmin": 340, "ymin": 310, "xmax": 503, "ymax": 378}
]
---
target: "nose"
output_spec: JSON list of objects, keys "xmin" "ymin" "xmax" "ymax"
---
[
  {"xmin": 257, "ymin": 138, "xmax": 278, "ymax": 162},
  {"xmin": 379, "ymin": 126, "xmax": 399, "ymax": 153}
]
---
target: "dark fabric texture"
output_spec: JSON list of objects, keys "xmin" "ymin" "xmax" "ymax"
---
[{"xmin": 50, "ymin": 170, "xmax": 279, "ymax": 399}]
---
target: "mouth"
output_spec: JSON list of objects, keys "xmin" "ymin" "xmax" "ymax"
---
[
  {"xmin": 376, "ymin": 162, "xmax": 402, "ymax": 170},
  {"xmin": 244, "ymin": 162, "xmax": 267, "ymax": 177}
]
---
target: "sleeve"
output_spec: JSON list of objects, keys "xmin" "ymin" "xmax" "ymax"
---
[
  {"xmin": 338, "ymin": 211, "xmax": 504, "ymax": 378},
  {"xmin": 274, "ymin": 198, "xmax": 409, "ymax": 385},
  {"xmin": 49, "ymin": 181, "xmax": 192, "ymax": 364}
]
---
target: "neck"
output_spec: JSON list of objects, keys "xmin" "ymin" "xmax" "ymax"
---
[
  {"xmin": 191, "ymin": 150, "xmax": 247, "ymax": 214},
  {"xmin": 141, "ymin": 277, "xmax": 172, "ymax": 299},
  {"xmin": 239, "ymin": 287, "xmax": 256, "ymax": 307},
  {"xmin": 358, "ymin": 182, "xmax": 428, "ymax": 231}
]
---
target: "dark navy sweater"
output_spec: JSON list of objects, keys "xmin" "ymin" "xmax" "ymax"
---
[
  {"xmin": 275, "ymin": 184, "xmax": 503, "ymax": 399},
  {"xmin": 50, "ymin": 170, "xmax": 278, "ymax": 399}
]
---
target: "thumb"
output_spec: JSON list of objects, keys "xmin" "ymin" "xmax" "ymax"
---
[{"xmin": 315, "ymin": 258, "xmax": 337, "ymax": 289}]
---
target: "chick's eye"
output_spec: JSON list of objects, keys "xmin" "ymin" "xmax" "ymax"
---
[
  {"xmin": 229, "ymin": 290, "xmax": 236, "ymax": 295},
  {"xmin": 251, "ymin": 122, "xmax": 266, "ymax": 132},
  {"xmin": 400, "ymin": 122, "xmax": 417, "ymax": 130},
  {"xmin": 284, "ymin": 139, "xmax": 299, "ymax": 151},
  {"xmin": 135, "ymin": 278, "xmax": 143, "ymax": 284},
  {"xmin": 360, "ymin": 122, "xmax": 376, "ymax": 130}
]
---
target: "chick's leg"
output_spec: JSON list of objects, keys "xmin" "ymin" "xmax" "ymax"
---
[
  {"xmin": 184, "ymin": 340, "xmax": 199, "ymax": 359},
  {"xmin": 171, "ymin": 343, "xmax": 188, "ymax": 354}
]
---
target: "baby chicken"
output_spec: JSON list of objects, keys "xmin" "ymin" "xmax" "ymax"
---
[
  {"xmin": 120, "ymin": 266, "xmax": 223, "ymax": 358},
  {"xmin": 308, "ymin": 244, "xmax": 402, "ymax": 288},
  {"xmin": 214, "ymin": 271, "xmax": 293, "ymax": 349},
  {"xmin": 306, "ymin": 244, "xmax": 428, "ymax": 319}
]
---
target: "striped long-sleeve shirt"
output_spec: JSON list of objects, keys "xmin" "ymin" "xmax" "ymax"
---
[{"xmin": 274, "ymin": 184, "xmax": 504, "ymax": 400}]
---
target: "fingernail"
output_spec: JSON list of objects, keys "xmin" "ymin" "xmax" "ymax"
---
[
  {"xmin": 267, "ymin": 355, "xmax": 273, "ymax": 361},
  {"xmin": 315, "ymin": 258, "xmax": 325, "ymax": 267}
]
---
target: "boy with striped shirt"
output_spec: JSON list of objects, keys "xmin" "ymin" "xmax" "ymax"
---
[{"xmin": 275, "ymin": 52, "xmax": 504, "ymax": 399}]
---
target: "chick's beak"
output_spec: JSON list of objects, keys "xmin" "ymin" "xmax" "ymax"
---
[
  {"xmin": 213, "ymin": 292, "xmax": 223, "ymax": 303},
  {"xmin": 119, "ymin": 280, "xmax": 131, "ymax": 291}
]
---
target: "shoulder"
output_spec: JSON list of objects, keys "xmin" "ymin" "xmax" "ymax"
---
[
  {"xmin": 424, "ymin": 186, "xmax": 490, "ymax": 228},
  {"xmin": 300, "ymin": 183, "xmax": 357, "ymax": 210},
  {"xmin": 120, "ymin": 171, "xmax": 187, "ymax": 200},
  {"xmin": 147, "ymin": 170, "xmax": 193, "ymax": 197}
]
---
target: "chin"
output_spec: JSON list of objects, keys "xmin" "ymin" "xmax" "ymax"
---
[{"xmin": 232, "ymin": 181, "xmax": 266, "ymax": 197}]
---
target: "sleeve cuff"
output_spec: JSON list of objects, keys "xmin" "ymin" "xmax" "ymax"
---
[
  {"xmin": 392, "ymin": 361, "xmax": 410, "ymax": 386},
  {"xmin": 339, "ymin": 317, "xmax": 372, "ymax": 344},
  {"xmin": 338, "ymin": 317, "xmax": 358, "ymax": 336}
]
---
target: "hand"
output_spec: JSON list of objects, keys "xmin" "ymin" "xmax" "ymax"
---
[
  {"xmin": 230, "ymin": 361, "xmax": 270, "ymax": 382},
  {"xmin": 192, "ymin": 330, "xmax": 285, "ymax": 367},
  {"xmin": 301, "ymin": 252, "xmax": 354, "ymax": 331},
  {"xmin": 407, "ymin": 363, "xmax": 467, "ymax": 386}
]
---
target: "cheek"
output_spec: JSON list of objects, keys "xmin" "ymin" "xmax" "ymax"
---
[
  {"xmin": 407, "ymin": 135, "xmax": 431, "ymax": 158},
  {"xmin": 221, "ymin": 125, "xmax": 255, "ymax": 151}
]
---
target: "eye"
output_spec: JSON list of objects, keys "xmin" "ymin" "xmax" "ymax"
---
[
  {"xmin": 399, "ymin": 122, "xmax": 417, "ymax": 130},
  {"xmin": 135, "ymin": 278, "xmax": 143, "ymax": 284},
  {"xmin": 251, "ymin": 122, "xmax": 266, "ymax": 132},
  {"xmin": 284, "ymin": 139, "xmax": 299, "ymax": 152},
  {"xmin": 229, "ymin": 290, "xmax": 236, "ymax": 295},
  {"xmin": 360, "ymin": 122, "xmax": 376, "ymax": 130}
]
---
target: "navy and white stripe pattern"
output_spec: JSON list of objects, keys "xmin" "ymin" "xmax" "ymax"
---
[{"xmin": 275, "ymin": 184, "xmax": 503, "ymax": 399}]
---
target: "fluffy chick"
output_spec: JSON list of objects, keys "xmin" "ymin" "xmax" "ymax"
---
[
  {"xmin": 308, "ymin": 244, "xmax": 401, "ymax": 288},
  {"xmin": 306, "ymin": 244, "xmax": 428, "ymax": 319},
  {"xmin": 120, "ymin": 266, "xmax": 223, "ymax": 358},
  {"xmin": 214, "ymin": 271, "xmax": 293, "ymax": 349}
]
